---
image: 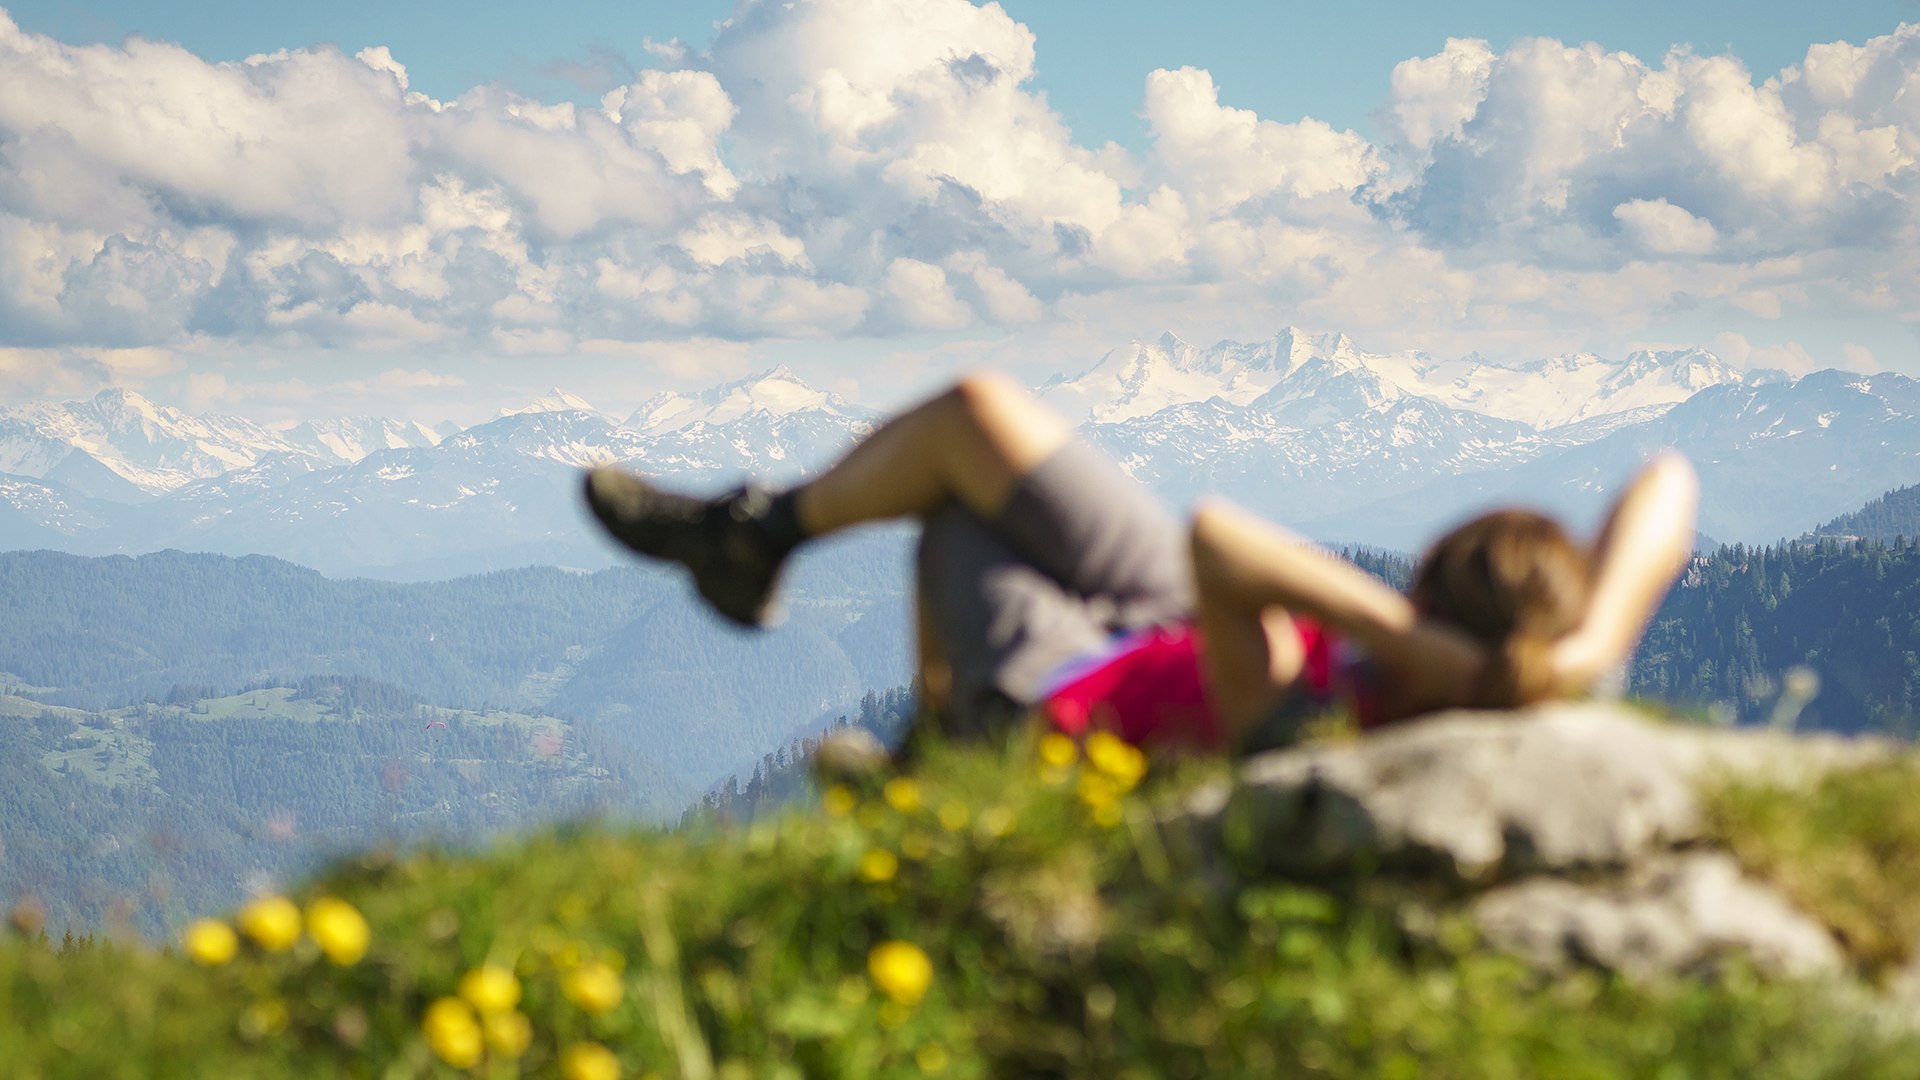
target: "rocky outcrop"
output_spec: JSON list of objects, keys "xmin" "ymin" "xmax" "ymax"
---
[
  {"xmin": 1182, "ymin": 702, "xmax": 1898, "ymax": 983},
  {"xmin": 1473, "ymin": 852, "xmax": 1844, "ymax": 980}
]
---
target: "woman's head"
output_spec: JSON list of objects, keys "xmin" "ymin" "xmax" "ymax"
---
[{"xmin": 1409, "ymin": 509, "xmax": 1592, "ymax": 707}]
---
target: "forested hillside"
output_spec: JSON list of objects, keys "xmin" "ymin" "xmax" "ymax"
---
[
  {"xmin": 0, "ymin": 679, "xmax": 683, "ymax": 936},
  {"xmin": 1811, "ymin": 483, "xmax": 1920, "ymax": 542},
  {"xmin": 688, "ymin": 686, "xmax": 917, "ymax": 825},
  {"xmin": 0, "ymin": 539, "xmax": 912, "ymax": 785},
  {"xmin": 1631, "ymin": 538, "xmax": 1920, "ymax": 733}
]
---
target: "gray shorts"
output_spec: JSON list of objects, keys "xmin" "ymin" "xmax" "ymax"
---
[{"xmin": 916, "ymin": 440, "xmax": 1193, "ymax": 738}]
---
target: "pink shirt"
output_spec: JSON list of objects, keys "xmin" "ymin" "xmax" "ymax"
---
[{"xmin": 1039, "ymin": 618, "xmax": 1376, "ymax": 750}]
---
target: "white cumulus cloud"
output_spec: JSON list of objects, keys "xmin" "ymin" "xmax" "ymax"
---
[{"xmin": 1, "ymin": 2, "xmax": 1919, "ymax": 387}]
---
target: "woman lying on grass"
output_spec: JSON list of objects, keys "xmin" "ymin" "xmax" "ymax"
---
[{"xmin": 584, "ymin": 372, "xmax": 1699, "ymax": 753}]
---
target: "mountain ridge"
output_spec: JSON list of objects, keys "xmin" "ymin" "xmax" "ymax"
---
[{"xmin": 0, "ymin": 332, "xmax": 1911, "ymax": 576}]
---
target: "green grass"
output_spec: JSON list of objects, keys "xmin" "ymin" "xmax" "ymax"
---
[
  {"xmin": 1705, "ymin": 756, "xmax": 1920, "ymax": 980},
  {"xmin": 3, "ymin": 733, "xmax": 1916, "ymax": 1079}
]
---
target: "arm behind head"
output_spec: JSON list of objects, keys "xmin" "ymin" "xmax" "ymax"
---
[{"xmin": 1550, "ymin": 452, "xmax": 1700, "ymax": 691}]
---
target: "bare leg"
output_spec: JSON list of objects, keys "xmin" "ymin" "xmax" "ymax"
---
[
  {"xmin": 794, "ymin": 372, "xmax": 1071, "ymax": 536},
  {"xmin": 585, "ymin": 370, "xmax": 1073, "ymax": 628}
]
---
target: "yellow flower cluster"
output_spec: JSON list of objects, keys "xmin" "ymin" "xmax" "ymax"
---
[
  {"xmin": 561, "ymin": 1041, "xmax": 622, "ymax": 1080},
  {"xmin": 1083, "ymin": 731, "xmax": 1147, "ymax": 790},
  {"xmin": 307, "ymin": 897, "xmax": 370, "ymax": 965},
  {"xmin": 882, "ymin": 777, "xmax": 922, "ymax": 813},
  {"xmin": 563, "ymin": 961, "xmax": 625, "ymax": 1015},
  {"xmin": 423, "ymin": 964, "xmax": 539, "ymax": 1067},
  {"xmin": 237, "ymin": 896, "xmax": 301, "ymax": 952},
  {"xmin": 183, "ymin": 919, "xmax": 238, "ymax": 966},
  {"xmin": 868, "ymin": 940, "xmax": 933, "ymax": 1006},
  {"xmin": 1033, "ymin": 730, "xmax": 1149, "ymax": 825},
  {"xmin": 189, "ymin": 894, "xmax": 372, "ymax": 967},
  {"xmin": 422, "ymin": 997, "xmax": 485, "ymax": 1069},
  {"xmin": 459, "ymin": 965, "xmax": 522, "ymax": 1014},
  {"xmin": 858, "ymin": 848, "xmax": 900, "ymax": 884}
]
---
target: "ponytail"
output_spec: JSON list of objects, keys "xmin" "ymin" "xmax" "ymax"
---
[{"xmin": 1477, "ymin": 631, "xmax": 1559, "ymax": 708}]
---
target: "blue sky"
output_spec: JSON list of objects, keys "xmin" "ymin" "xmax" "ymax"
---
[{"xmin": 1, "ymin": 0, "xmax": 1918, "ymax": 423}]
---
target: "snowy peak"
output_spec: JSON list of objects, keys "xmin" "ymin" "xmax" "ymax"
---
[
  {"xmin": 623, "ymin": 366, "xmax": 859, "ymax": 435},
  {"xmin": 0, "ymin": 389, "xmax": 296, "ymax": 493},
  {"xmin": 1048, "ymin": 328, "xmax": 1750, "ymax": 431},
  {"xmin": 283, "ymin": 417, "xmax": 445, "ymax": 464},
  {"xmin": 1040, "ymin": 332, "xmax": 1302, "ymax": 423},
  {"xmin": 501, "ymin": 388, "xmax": 602, "ymax": 418}
]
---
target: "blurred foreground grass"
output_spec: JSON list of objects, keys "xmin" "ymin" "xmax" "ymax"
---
[{"xmin": 4, "ymin": 730, "xmax": 1918, "ymax": 1079}]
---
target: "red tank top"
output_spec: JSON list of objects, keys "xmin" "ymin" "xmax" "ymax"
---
[{"xmin": 1039, "ymin": 619, "xmax": 1378, "ymax": 750}]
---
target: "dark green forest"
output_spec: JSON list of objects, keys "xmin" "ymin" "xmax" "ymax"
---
[
  {"xmin": 686, "ymin": 686, "xmax": 917, "ymax": 826},
  {"xmin": 1631, "ymin": 537, "xmax": 1920, "ymax": 734},
  {"xmin": 0, "ymin": 679, "xmax": 682, "ymax": 937},
  {"xmin": 1811, "ymin": 483, "xmax": 1920, "ymax": 543}
]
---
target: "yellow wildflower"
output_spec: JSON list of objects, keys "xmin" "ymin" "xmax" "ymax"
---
[
  {"xmin": 422, "ymin": 997, "xmax": 484, "ymax": 1069},
  {"xmin": 1077, "ymin": 771, "xmax": 1118, "ymax": 809},
  {"xmin": 1038, "ymin": 732, "xmax": 1078, "ymax": 768},
  {"xmin": 868, "ymin": 940, "xmax": 933, "ymax": 1006},
  {"xmin": 917, "ymin": 1044, "xmax": 952, "ymax": 1074},
  {"xmin": 1084, "ymin": 730, "xmax": 1147, "ymax": 790},
  {"xmin": 563, "ymin": 962, "xmax": 625, "ymax": 1015},
  {"xmin": 483, "ymin": 1010, "xmax": 533, "ymax": 1059},
  {"xmin": 459, "ymin": 964, "xmax": 522, "ymax": 1015},
  {"xmin": 183, "ymin": 918, "xmax": 237, "ymax": 966},
  {"xmin": 237, "ymin": 896, "xmax": 301, "ymax": 952},
  {"xmin": 858, "ymin": 848, "xmax": 900, "ymax": 883},
  {"xmin": 561, "ymin": 1041, "xmax": 622, "ymax": 1080},
  {"xmin": 936, "ymin": 801, "xmax": 970, "ymax": 833},
  {"xmin": 822, "ymin": 784, "xmax": 856, "ymax": 817},
  {"xmin": 306, "ymin": 897, "xmax": 369, "ymax": 966},
  {"xmin": 882, "ymin": 777, "xmax": 922, "ymax": 813}
]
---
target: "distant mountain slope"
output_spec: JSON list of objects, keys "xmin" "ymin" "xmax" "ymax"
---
[
  {"xmin": 1810, "ymin": 484, "xmax": 1920, "ymax": 542},
  {"xmin": 0, "ymin": 543, "xmax": 912, "ymax": 786},
  {"xmin": 0, "ymin": 679, "xmax": 684, "ymax": 937}
]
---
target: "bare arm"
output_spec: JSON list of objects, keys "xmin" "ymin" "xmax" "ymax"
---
[
  {"xmin": 1550, "ymin": 452, "xmax": 1700, "ymax": 689},
  {"xmin": 1189, "ymin": 499, "xmax": 1486, "ymax": 733}
]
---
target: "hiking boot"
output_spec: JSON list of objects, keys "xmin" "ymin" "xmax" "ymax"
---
[{"xmin": 583, "ymin": 467, "xmax": 789, "ymax": 628}]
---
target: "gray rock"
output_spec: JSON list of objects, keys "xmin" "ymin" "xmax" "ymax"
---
[
  {"xmin": 1216, "ymin": 702, "xmax": 1891, "ymax": 885},
  {"xmin": 1473, "ymin": 851, "xmax": 1845, "ymax": 980},
  {"xmin": 1221, "ymin": 704, "xmax": 1699, "ymax": 882}
]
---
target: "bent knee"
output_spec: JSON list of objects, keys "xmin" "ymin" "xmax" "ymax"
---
[{"xmin": 945, "ymin": 370, "xmax": 1032, "ymax": 420}]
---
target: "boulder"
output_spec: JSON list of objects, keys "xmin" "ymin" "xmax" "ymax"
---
[
  {"xmin": 1170, "ymin": 701, "xmax": 1899, "ymax": 983},
  {"xmin": 1213, "ymin": 702, "xmax": 1888, "ymax": 885},
  {"xmin": 1472, "ymin": 851, "xmax": 1845, "ymax": 980}
]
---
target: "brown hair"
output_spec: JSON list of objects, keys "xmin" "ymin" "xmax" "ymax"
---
[{"xmin": 1408, "ymin": 509, "xmax": 1593, "ymax": 708}]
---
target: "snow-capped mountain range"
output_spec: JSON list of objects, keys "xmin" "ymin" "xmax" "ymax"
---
[
  {"xmin": 1037, "ymin": 328, "xmax": 1753, "ymax": 429},
  {"xmin": 2, "ymin": 329, "xmax": 1916, "ymax": 578}
]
